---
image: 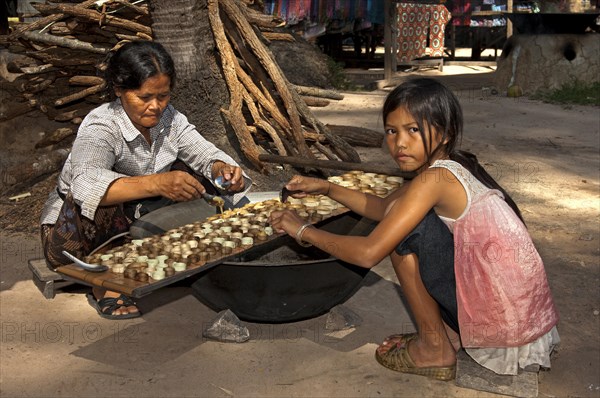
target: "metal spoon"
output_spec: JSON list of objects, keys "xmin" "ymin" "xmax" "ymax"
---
[
  {"xmin": 214, "ymin": 176, "xmax": 232, "ymax": 190},
  {"xmin": 62, "ymin": 250, "xmax": 109, "ymax": 272},
  {"xmin": 202, "ymin": 192, "xmax": 225, "ymax": 207}
]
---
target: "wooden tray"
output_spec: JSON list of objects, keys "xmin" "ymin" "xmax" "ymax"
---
[{"xmin": 56, "ymin": 208, "xmax": 350, "ymax": 298}]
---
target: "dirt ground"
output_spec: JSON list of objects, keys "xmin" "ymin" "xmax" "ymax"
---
[{"xmin": 0, "ymin": 66, "xmax": 599, "ymax": 397}]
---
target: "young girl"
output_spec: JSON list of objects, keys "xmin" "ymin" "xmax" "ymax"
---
[{"xmin": 269, "ymin": 78, "xmax": 559, "ymax": 381}]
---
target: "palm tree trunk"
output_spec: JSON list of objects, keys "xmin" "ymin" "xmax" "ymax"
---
[{"xmin": 149, "ymin": 0, "xmax": 234, "ymax": 153}]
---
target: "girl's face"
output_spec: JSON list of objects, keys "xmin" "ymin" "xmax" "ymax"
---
[
  {"xmin": 115, "ymin": 73, "xmax": 171, "ymax": 135},
  {"xmin": 384, "ymin": 106, "xmax": 445, "ymax": 173}
]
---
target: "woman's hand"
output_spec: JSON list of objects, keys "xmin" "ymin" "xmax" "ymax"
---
[
  {"xmin": 268, "ymin": 209, "xmax": 307, "ymax": 237},
  {"xmin": 284, "ymin": 175, "xmax": 330, "ymax": 198},
  {"xmin": 153, "ymin": 170, "xmax": 206, "ymax": 201},
  {"xmin": 211, "ymin": 161, "xmax": 245, "ymax": 192}
]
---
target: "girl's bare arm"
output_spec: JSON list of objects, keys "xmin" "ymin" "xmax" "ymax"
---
[{"xmin": 271, "ymin": 169, "xmax": 450, "ymax": 268}]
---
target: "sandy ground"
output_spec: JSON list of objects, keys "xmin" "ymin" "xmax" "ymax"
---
[{"xmin": 0, "ymin": 67, "xmax": 599, "ymax": 397}]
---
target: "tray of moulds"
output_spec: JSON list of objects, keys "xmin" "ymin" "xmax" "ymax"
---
[{"xmin": 56, "ymin": 171, "xmax": 404, "ymax": 298}]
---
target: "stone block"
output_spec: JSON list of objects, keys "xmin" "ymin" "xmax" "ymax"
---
[
  {"xmin": 202, "ymin": 309, "xmax": 250, "ymax": 343},
  {"xmin": 456, "ymin": 349, "xmax": 538, "ymax": 398},
  {"xmin": 325, "ymin": 304, "xmax": 362, "ymax": 331},
  {"xmin": 494, "ymin": 34, "xmax": 600, "ymax": 94}
]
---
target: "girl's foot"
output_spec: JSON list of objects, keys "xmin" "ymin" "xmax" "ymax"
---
[
  {"xmin": 376, "ymin": 333, "xmax": 417, "ymax": 356},
  {"xmin": 375, "ymin": 337, "xmax": 456, "ymax": 381},
  {"xmin": 406, "ymin": 335, "xmax": 456, "ymax": 368},
  {"xmin": 376, "ymin": 332, "xmax": 456, "ymax": 368}
]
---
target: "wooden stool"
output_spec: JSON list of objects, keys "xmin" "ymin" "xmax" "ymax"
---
[{"xmin": 28, "ymin": 258, "xmax": 73, "ymax": 299}]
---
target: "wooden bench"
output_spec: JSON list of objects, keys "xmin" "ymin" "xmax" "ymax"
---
[{"xmin": 28, "ymin": 258, "xmax": 73, "ymax": 299}]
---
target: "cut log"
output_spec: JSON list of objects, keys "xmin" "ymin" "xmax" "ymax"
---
[
  {"xmin": 262, "ymin": 32, "xmax": 295, "ymax": 42},
  {"xmin": 258, "ymin": 154, "xmax": 414, "ymax": 178},
  {"xmin": 208, "ymin": 0, "xmax": 264, "ymax": 171},
  {"xmin": 54, "ymin": 82, "xmax": 106, "ymax": 106},
  {"xmin": 21, "ymin": 31, "xmax": 110, "ymax": 54},
  {"xmin": 325, "ymin": 124, "xmax": 384, "ymax": 148},
  {"xmin": 0, "ymin": 149, "xmax": 70, "ymax": 194},
  {"xmin": 219, "ymin": 0, "xmax": 311, "ymax": 158},
  {"xmin": 242, "ymin": 90, "xmax": 287, "ymax": 156},
  {"xmin": 35, "ymin": 127, "xmax": 75, "ymax": 148},
  {"xmin": 52, "ymin": 104, "xmax": 96, "ymax": 121},
  {"xmin": 109, "ymin": 0, "xmax": 150, "ymax": 16},
  {"xmin": 31, "ymin": 2, "xmax": 152, "ymax": 36},
  {"xmin": 20, "ymin": 64, "xmax": 55, "ymax": 74},
  {"xmin": 222, "ymin": 14, "xmax": 274, "ymax": 107},
  {"xmin": 8, "ymin": 0, "xmax": 99, "ymax": 40},
  {"xmin": 0, "ymin": 99, "xmax": 38, "ymax": 122},
  {"xmin": 49, "ymin": 22, "xmax": 73, "ymax": 36},
  {"xmin": 21, "ymin": 75, "xmax": 56, "ymax": 94},
  {"xmin": 115, "ymin": 33, "xmax": 144, "ymax": 41},
  {"xmin": 25, "ymin": 47, "xmax": 100, "ymax": 67},
  {"xmin": 235, "ymin": 63, "xmax": 291, "ymax": 134},
  {"xmin": 136, "ymin": 32, "xmax": 153, "ymax": 41},
  {"xmin": 68, "ymin": 75, "xmax": 105, "ymax": 86},
  {"xmin": 301, "ymin": 96, "xmax": 330, "ymax": 107},
  {"xmin": 237, "ymin": 3, "xmax": 280, "ymax": 29},
  {"xmin": 289, "ymin": 87, "xmax": 361, "ymax": 163},
  {"xmin": 313, "ymin": 141, "xmax": 338, "ymax": 161},
  {"xmin": 302, "ymin": 131, "xmax": 326, "ymax": 143},
  {"xmin": 292, "ymin": 84, "xmax": 344, "ymax": 100}
]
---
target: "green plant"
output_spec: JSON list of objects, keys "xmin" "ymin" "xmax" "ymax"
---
[
  {"xmin": 327, "ymin": 59, "xmax": 358, "ymax": 91},
  {"xmin": 532, "ymin": 80, "xmax": 600, "ymax": 106}
]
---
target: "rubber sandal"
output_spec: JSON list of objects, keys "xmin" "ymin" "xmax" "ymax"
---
[
  {"xmin": 86, "ymin": 293, "xmax": 141, "ymax": 320},
  {"xmin": 375, "ymin": 337, "xmax": 456, "ymax": 381}
]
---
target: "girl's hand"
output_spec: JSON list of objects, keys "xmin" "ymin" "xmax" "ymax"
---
[
  {"xmin": 285, "ymin": 175, "xmax": 330, "ymax": 198},
  {"xmin": 269, "ymin": 209, "xmax": 306, "ymax": 237},
  {"xmin": 154, "ymin": 170, "xmax": 205, "ymax": 201},
  {"xmin": 211, "ymin": 161, "xmax": 245, "ymax": 192}
]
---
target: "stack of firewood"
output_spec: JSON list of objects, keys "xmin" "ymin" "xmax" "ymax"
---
[
  {"xmin": 3, "ymin": 0, "xmax": 153, "ymax": 148},
  {"xmin": 2, "ymin": 0, "xmax": 383, "ymax": 175}
]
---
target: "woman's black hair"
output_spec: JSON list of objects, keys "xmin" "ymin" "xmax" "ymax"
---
[
  {"xmin": 104, "ymin": 40, "xmax": 176, "ymax": 93},
  {"xmin": 383, "ymin": 78, "xmax": 524, "ymax": 223}
]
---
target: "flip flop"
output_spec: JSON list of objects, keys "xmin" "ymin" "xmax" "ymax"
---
[
  {"xmin": 86, "ymin": 293, "xmax": 141, "ymax": 320},
  {"xmin": 375, "ymin": 336, "xmax": 456, "ymax": 381}
]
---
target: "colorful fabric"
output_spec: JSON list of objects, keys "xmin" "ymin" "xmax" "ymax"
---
[
  {"xmin": 41, "ymin": 193, "xmax": 130, "ymax": 268},
  {"xmin": 453, "ymin": 189, "xmax": 558, "ymax": 348},
  {"xmin": 396, "ymin": 3, "xmax": 451, "ymax": 62},
  {"xmin": 263, "ymin": 0, "xmax": 384, "ymax": 25},
  {"xmin": 450, "ymin": 0, "xmax": 472, "ymax": 26}
]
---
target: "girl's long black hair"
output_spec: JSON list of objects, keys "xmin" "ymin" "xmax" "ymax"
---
[{"xmin": 383, "ymin": 78, "xmax": 524, "ymax": 223}]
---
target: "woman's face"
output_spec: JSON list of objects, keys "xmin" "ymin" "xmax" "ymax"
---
[
  {"xmin": 115, "ymin": 73, "xmax": 171, "ymax": 134},
  {"xmin": 384, "ymin": 106, "xmax": 444, "ymax": 173}
]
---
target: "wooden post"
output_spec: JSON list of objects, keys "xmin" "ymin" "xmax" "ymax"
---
[
  {"xmin": 507, "ymin": 0, "xmax": 513, "ymax": 37},
  {"xmin": 384, "ymin": 0, "xmax": 397, "ymax": 83}
]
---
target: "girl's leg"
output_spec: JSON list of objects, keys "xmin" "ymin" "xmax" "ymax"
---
[
  {"xmin": 376, "ymin": 209, "xmax": 459, "ymax": 367},
  {"xmin": 386, "ymin": 252, "xmax": 456, "ymax": 368}
]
